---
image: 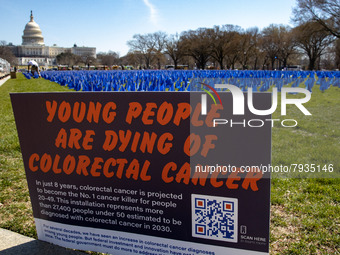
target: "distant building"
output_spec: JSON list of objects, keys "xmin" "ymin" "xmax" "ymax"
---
[{"xmin": 10, "ymin": 11, "xmax": 96, "ymax": 67}]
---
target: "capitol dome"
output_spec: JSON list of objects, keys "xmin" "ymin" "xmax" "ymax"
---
[{"xmin": 22, "ymin": 11, "xmax": 44, "ymax": 45}]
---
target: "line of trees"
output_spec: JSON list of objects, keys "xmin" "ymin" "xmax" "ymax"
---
[
  {"xmin": 125, "ymin": 22, "xmax": 338, "ymax": 70},
  {"xmin": 56, "ymin": 51, "xmax": 121, "ymax": 69},
  {"xmin": 124, "ymin": 0, "xmax": 339, "ymax": 70},
  {"xmin": 56, "ymin": 52, "xmax": 97, "ymax": 69}
]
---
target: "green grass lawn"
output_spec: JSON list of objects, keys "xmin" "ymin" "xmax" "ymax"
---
[
  {"xmin": 0, "ymin": 73, "xmax": 339, "ymax": 254},
  {"xmin": 0, "ymin": 74, "xmax": 72, "ymax": 238}
]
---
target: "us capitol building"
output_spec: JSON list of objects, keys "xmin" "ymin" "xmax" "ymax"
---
[{"xmin": 10, "ymin": 11, "xmax": 96, "ymax": 67}]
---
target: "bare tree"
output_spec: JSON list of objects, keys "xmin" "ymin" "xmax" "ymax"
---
[
  {"xmin": 320, "ymin": 46, "xmax": 337, "ymax": 69},
  {"xmin": 83, "ymin": 54, "xmax": 96, "ymax": 69},
  {"xmin": 127, "ymin": 34, "xmax": 155, "ymax": 69},
  {"xmin": 246, "ymin": 27, "xmax": 262, "ymax": 70},
  {"xmin": 292, "ymin": 0, "xmax": 340, "ymax": 38},
  {"xmin": 56, "ymin": 52, "xmax": 82, "ymax": 68},
  {"xmin": 336, "ymin": 39, "xmax": 340, "ymax": 69},
  {"xmin": 293, "ymin": 21, "xmax": 334, "ymax": 70},
  {"xmin": 225, "ymin": 33, "xmax": 241, "ymax": 69},
  {"xmin": 181, "ymin": 28, "xmax": 211, "ymax": 69},
  {"xmin": 260, "ymin": 25, "xmax": 279, "ymax": 69},
  {"xmin": 165, "ymin": 33, "xmax": 185, "ymax": 69},
  {"xmin": 258, "ymin": 50, "xmax": 270, "ymax": 70},
  {"xmin": 122, "ymin": 51, "xmax": 149, "ymax": 69},
  {"xmin": 97, "ymin": 51, "xmax": 120, "ymax": 67},
  {"xmin": 209, "ymin": 25, "xmax": 241, "ymax": 69},
  {"xmin": 0, "ymin": 41, "xmax": 17, "ymax": 65},
  {"xmin": 152, "ymin": 31, "xmax": 167, "ymax": 69},
  {"xmin": 260, "ymin": 24, "xmax": 295, "ymax": 69},
  {"xmin": 277, "ymin": 26, "xmax": 298, "ymax": 68},
  {"xmin": 238, "ymin": 28, "xmax": 259, "ymax": 70}
]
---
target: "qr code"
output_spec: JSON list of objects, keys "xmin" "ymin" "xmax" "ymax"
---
[{"xmin": 192, "ymin": 194, "xmax": 238, "ymax": 243}]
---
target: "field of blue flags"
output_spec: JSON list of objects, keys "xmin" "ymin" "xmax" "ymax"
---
[{"xmin": 31, "ymin": 70, "xmax": 340, "ymax": 92}]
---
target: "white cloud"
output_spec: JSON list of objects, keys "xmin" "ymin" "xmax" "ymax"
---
[{"xmin": 142, "ymin": 0, "xmax": 158, "ymax": 25}]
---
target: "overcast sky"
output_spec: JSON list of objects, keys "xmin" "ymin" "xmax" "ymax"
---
[{"xmin": 1, "ymin": 0, "xmax": 297, "ymax": 56}]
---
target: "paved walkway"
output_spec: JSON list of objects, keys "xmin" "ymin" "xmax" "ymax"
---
[
  {"xmin": 0, "ymin": 75, "xmax": 11, "ymax": 87},
  {"xmin": 0, "ymin": 228, "xmax": 85, "ymax": 255}
]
